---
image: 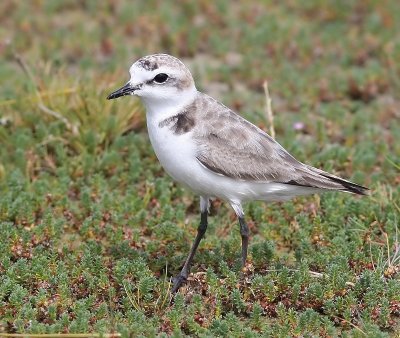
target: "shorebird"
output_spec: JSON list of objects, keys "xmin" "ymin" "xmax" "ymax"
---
[{"xmin": 107, "ymin": 53, "xmax": 369, "ymax": 292}]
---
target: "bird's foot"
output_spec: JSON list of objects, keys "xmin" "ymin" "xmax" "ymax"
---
[{"xmin": 171, "ymin": 274, "xmax": 187, "ymax": 293}]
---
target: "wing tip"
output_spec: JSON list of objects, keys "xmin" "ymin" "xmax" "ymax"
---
[
  {"xmin": 285, "ymin": 174, "xmax": 370, "ymax": 196},
  {"xmin": 320, "ymin": 174, "xmax": 370, "ymax": 196}
]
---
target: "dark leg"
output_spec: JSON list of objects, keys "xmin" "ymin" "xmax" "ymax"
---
[
  {"xmin": 171, "ymin": 211, "xmax": 208, "ymax": 293},
  {"xmin": 239, "ymin": 216, "xmax": 249, "ymax": 266}
]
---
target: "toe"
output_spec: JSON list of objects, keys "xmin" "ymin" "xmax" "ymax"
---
[{"xmin": 171, "ymin": 274, "xmax": 187, "ymax": 293}]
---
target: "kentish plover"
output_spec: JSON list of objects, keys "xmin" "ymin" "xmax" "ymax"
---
[{"xmin": 107, "ymin": 53, "xmax": 369, "ymax": 292}]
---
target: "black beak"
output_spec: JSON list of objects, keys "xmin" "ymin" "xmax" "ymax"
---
[{"xmin": 107, "ymin": 82, "xmax": 140, "ymax": 100}]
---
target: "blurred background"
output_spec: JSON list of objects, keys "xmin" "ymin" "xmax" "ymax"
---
[{"xmin": 0, "ymin": 0, "xmax": 399, "ymax": 335}]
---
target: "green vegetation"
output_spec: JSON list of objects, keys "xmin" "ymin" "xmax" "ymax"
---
[{"xmin": 1, "ymin": 1, "xmax": 399, "ymax": 336}]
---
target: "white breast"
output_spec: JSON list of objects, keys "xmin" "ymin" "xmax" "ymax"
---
[{"xmin": 146, "ymin": 113, "xmax": 199, "ymax": 186}]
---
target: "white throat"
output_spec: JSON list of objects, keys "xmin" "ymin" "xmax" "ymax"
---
[{"xmin": 141, "ymin": 87, "xmax": 198, "ymax": 121}]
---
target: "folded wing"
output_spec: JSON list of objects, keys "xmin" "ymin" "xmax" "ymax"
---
[{"xmin": 194, "ymin": 94, "xmax": 369, "ymax": 195}]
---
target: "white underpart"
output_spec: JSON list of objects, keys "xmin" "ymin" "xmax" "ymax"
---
[{"xmin": 130, "ymin": 63, "xmax": 319, "ymax": 216}]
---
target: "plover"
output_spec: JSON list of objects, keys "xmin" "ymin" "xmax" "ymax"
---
[{"xmin": 107, "ymin": 53, "xmax": 369, "ymax": 292}]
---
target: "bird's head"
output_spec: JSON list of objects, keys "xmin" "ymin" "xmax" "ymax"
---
[{"xmin": 107, "ymin": 54, "xmax": 196, "ymax": 108}]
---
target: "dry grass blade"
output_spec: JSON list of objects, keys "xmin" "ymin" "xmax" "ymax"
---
[
  {"xmin": 0, "ymin": 88, "xmax": 77, "ymax": 107},
  {"xmin": 263, "ymin": 80, "xmax": 275, "ymax": 139},
  {"xmin": 331, "ymin": 316, "xmax": 367, "ymax": 336},
  {"xmin": 122, "ymin": 265, "xmax": 173, "ymax": 315},
  {"xmin": 122, "ymin": 280, "xmax": 141, "ymax": 312},
  {"xmin": 155, "ymin": 263, "xmax": 173, "ymax": 308},
  {"xmin": 13, "ymin": 53, "xmax": 79, "ymax": 135}
]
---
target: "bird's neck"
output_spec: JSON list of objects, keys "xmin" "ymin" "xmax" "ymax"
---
[{"xmin": 142, "ymin": 88, "xmax": 198, "ymax": 122}]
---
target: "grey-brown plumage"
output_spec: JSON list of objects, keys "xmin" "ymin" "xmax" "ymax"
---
[{"xmin": 161, "ymin": 92, "xmax": 368, "ymax": 195}]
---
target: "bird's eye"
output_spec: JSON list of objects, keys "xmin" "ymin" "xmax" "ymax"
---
[{"xmin": 153, "ymin": 73, "xmax": 169, "ymax": 83}]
